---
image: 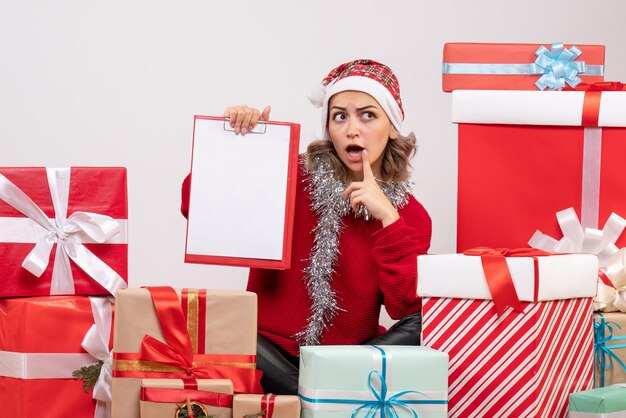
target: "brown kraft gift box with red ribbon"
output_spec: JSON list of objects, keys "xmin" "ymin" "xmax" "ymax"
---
[
  {"xmin": 233, "ymin": 394, "xmax": 301, "ymax": 418},
  {"xmin": 452, "ymin": 82, "xmax": 626, "ymax": 253},
  {"xmin": 140, "ymin": 378, "xmax": 234, "ymax": 418},
  {"xmin": 112, "ymin": 287, "xmax": 263, "ymax": 418},
  {"xmin": 0, "ymin": 167, "xmax": 128, "ymax": 297}
]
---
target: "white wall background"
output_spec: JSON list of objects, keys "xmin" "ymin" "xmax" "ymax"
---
[{"xmin": 2, "ymin": 1, "xmax": 625, "ymax": 315}]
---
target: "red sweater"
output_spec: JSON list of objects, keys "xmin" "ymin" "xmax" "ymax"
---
[{"xmin": 181, "ymin": 164, "xmax": 431, "ymax": 357}]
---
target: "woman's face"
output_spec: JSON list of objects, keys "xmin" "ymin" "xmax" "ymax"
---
[{"xmin": 327, "ymin": 91, "xmax": 397, "ymax": 181}]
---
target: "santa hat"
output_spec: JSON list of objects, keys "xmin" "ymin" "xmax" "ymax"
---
[{"xmin": 308, "ymin": 59, "xmax": 404, "ymax": 137}]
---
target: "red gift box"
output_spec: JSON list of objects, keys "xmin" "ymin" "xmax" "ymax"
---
[
  {"xmin": 0, "ymin": 296, "xmax": 114, "ymax": 418},
  {"xmin": 0, "ymin": 167, "xmax": 128, "ymax": 297},
  {"xmin": 418, "ymin": 252, "xmax": 597, "ymax": 417},
  {"xmin": 442, "ymin": 42, "xmax": 605, "ymax": 92},
  {"xmin": 453, "ymin": 87, "xmax": 626, "ymax": 253}
]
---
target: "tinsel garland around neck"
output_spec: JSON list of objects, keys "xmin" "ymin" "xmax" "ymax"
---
[{"xmin": 294, "ymin": 154, "xmax": 412, "ymax": 346}]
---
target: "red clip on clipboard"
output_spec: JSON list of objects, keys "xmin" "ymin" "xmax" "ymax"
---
[{"xmin": 185, "ymin": 115, "xmax": 300, "ymax": 269}]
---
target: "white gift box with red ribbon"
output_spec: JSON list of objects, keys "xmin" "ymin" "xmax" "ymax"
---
[{"xmin": 418, "ymin": 252, "xmax": 598, "ymax": 302}]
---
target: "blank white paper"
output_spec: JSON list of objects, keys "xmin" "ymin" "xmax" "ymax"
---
[{"xmin": 186, "ymin": 118, "xmax": 292, "ymax": 261}]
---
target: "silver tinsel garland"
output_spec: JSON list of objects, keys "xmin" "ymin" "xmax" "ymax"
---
[{"xmin": 294, "ymin": 154, "xmax": 412, "ymax": 346}]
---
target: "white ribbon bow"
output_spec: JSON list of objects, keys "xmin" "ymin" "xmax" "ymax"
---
[
  {"xmin": 529, "ymin": 207, "xmax": 626, "ymax": 312},
  {"xmin": 529, "ymin": 207, "xmax": 626, "ymax": 269},
  {"xmin": 82, "ymin": 297, "xmax": 114, "ymax": 418},
  {"xmin": 0, "ymin": 168, "xmax": 127, "ymax": 296},
  {"xmin": 594, "ymin": 280, "xmax": 626, "ymax": 312},
  {"xmin": 594, "ymin": 249, "xmax": 626, "ymax": 313}
]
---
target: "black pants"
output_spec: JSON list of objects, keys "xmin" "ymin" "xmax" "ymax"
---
[{"xmin": 256, "ymin": 312, "xmax": 422, "ymax": 395}]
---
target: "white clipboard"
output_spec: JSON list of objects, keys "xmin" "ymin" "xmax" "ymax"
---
[{"xmin": 184, "ymin": 116, "xmax": 300, "ymax": 269}]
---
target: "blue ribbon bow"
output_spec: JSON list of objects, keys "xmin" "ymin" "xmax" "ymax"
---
[
  {"xmin": 531, "ymin": 42, "xmax": 586, "ymax": 90},
  {"xmin": 594, "ymin": 313, "xmax": 626, "ymax": 387},
  {"xmin": 350, "ymin": 368, "xmax": 421, "ymax": 418},
  {"xmin": 349, "ymin": 345, "xmax": 428, "ymax": 418}
]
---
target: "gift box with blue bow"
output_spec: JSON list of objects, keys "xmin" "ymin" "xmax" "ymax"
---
[
  {"xmin": 442, "ymin": 42, "xmax": 605, "ymax": 92},
  {"xmin": 298, "ymin": 345, "xmax": 448, "ymax": 418},
  {"xmin": 594, "ymin": 313, "xmax": 626, "ymax": 388}
]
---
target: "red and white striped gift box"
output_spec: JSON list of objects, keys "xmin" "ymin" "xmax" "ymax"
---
[{"xmin": 418, "ymin": 252, "xmax": 598, "ymax": 418}]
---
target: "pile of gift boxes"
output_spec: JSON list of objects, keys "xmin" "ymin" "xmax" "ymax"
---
[
  {"xmin": 1, "ymin": 41, "xmax": 626, "ymax": 418},
  {"xmin": 437, "ymin": 41, "xmax": 626, "ymax": 417}
]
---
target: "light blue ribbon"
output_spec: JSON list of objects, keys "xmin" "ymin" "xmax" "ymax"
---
[
  {"xmin": 594, "ymin": 313, "xmax": 626, "ymax": 387},
  {"xmin": 298, "ymin": 345, "xmax": 447, "ymax": 417},
  {"xmin": 532, "ymin": 42, "xmax": 585, "ymax": 90},
  {"xmin": 350, "ymin": 370, "xmax": 418, "ymax": 418},
  {"xmin": 441, "ymin": 42, "xmax": 604, "ymax": 91}
]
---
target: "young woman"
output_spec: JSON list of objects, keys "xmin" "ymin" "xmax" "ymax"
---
[{"xmin": 181, "ymin": 59, "xmax": 431, "ymax": 394}]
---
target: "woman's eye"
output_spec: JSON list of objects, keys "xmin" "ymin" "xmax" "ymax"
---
[
  {"xmin": 362, "ymin": 111, "xmax": 375, "ymax": 120},
  {"xmin": 332, "ymin": 113, "xmax": 347, "ymax": 121}
]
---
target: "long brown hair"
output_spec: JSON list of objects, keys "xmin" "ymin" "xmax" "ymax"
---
[{"xmin": 306, "ymin": 132, "xmax": 417, "ymax": 184}]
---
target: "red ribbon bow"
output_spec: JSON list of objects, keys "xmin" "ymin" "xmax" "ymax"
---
[
  {"xmin": 136, "ymin": 286, "xmax": 263, "ymax": 392},
  {"xmin": 462, "ymin": 247, "xmax": 552, "ymax": 317},
  {"xmin": 139, "ymin": 287, "xmax": 199, "ymax": 376}
]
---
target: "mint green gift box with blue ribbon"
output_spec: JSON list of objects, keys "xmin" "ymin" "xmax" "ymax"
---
[
  {"xmin": 569, "ymin": 384, "xmax": 626, "ymax": 417},
  {"xmin": 298, "ymin": 345, "xmax": 448, "ymax": 418}
]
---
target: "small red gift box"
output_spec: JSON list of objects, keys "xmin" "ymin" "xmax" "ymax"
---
[
  {"xmin": 442, "ymin": 42, "xmax": 605, "ymax": 92},
  {"xmin": 0, "ymin": 167, "xmax": 128, "ymax": 297},
  {"xmin": 452, "ymin": 86, "xmax": 626, "ymax": 253},
  {"xmin": 0, "ymin": 295, "xmax": 114, "ymax": 418}
]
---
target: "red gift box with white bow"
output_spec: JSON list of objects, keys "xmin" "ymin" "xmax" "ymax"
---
[{"xmin": 0, "ymin": 167, "xmax": 128, "ymax": 297}]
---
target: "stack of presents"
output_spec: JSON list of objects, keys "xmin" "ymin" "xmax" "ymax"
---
[{"xmin": 1, "ymin": 41, "xmax": 626, "ymax": 418}]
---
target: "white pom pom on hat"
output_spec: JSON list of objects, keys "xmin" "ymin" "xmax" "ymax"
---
[{"xmin": 307, "ymin": 84, "xmax": 326, "ymax": 109}]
